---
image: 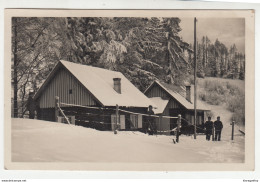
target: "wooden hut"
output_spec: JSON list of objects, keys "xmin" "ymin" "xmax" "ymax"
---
[
  {"xmin": 33, "ymin": 60, "xmax": 155, "ymax": 131},
  {"xmin": 144, "ymin": 80, "xmax": 210, "ymax": 135}
]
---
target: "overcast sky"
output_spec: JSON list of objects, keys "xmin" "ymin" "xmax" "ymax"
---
[{"xmin": 179, "ymin": 18, "xmax": 245, "ymax": 53}]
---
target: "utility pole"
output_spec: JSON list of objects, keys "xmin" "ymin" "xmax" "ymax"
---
[{"xmin": 194, "ymin": 17, "xmax": 197, "ymax": 139}]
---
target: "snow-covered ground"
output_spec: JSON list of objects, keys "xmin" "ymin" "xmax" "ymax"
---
[{"xmin": 12, "ymin": 118, "xmax": 244, "ymax": 163}]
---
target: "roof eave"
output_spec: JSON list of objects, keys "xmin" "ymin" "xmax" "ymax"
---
[{"xmin": 144, "ymin": 80, "xmax": 158, "ymax": 94}]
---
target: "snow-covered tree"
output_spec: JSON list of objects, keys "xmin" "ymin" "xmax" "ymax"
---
[{"xmin": 12, "ymin": 17, "xmax": 68, "ymax": 117}]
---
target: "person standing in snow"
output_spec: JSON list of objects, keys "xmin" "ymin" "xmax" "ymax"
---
[
  {"xmin": 147, "ymin": 105, "xmax": 156, "ymax": 135},
  {"xmin": 26, "ymin": 91, "xmax": 36, "ymax": 119},
  {"xmin": 214, "ymin": 116, "xmax": 223, "ymax": 141},
  {"xmin": 204, "ymin": 116, "xmax": 213, "ymax": 141}
]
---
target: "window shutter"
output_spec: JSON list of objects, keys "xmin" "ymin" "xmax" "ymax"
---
[
  {"xmin": 130, "ymin": 114, "xmax": 142, "ymax": 129},
  {"xmin": 111, "ymin": 114, "xmax": 125, "ymax": 130},
  {"xmin": 57, "ymin": 116, "xmax": 63, "ymax": 123},
  {"xmin": 135, "ymin": 116, "xmax": 138, "ymax": 128},
  {"xmin": 120, "ymin": 115, "xmax": 125, "ymax": 129},
  {"xmin": 111, "ymin": 114, "xmax": 116, "ymax": 131},
  {"xmin": 130, "ymin": 114, "xmax": 133, "ymax": 128},
  {"xmin": 69, "ymin": 116, "xmax": 75, "ymax": 125},
  {"xmin": 138, "ymin": 114, "xmax": 142, "ymax": 128}
]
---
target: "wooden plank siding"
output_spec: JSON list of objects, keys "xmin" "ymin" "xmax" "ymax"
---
[
  {"xmin": 146, "ymin": 83, "xmax": 196, "ymax": 135},
  {"xmin": 146, "ymin": 85, "xmax": 178, "ymax": 135},
  {"xmin": 146, "ymin": 84, "xmax": 181, "ymax": 109},
  {"xmin": 146, "ymin": 84, "xmax": 168, "ymax": 98},
  {"xmin": 38, "ymin": 68, "xmax": 97, "ymax": 108}
]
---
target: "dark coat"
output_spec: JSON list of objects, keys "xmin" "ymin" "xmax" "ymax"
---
[
  {"xmin": 204, "ymin": 120, "xmax": 213, "ymax": 131},
  {"xmin": 147, "ymin": 109, "xmax": 156, "ymax": 132},
  {"xmin": 147, "ymin": 110, "xmax": 154, "ymax": 115},
  {"xmin": 147, "ymin": 110, "xmax": 155, "ymax": 121},
  {"xmin": 214, "ymin": 120, "xmax": 223, "ymax": 131}
]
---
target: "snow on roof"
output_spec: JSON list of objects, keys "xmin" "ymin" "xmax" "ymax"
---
[
  {"xmin": 149, "ymin": 97, "xmax": 169, "ymax": 114},
  {"xmin": 153, "ymin": 81, "xmax": 210, "ymax": 111},
  {"xmin": 52, "ymin": 60, "xmax": 155, "ymax": 107}
]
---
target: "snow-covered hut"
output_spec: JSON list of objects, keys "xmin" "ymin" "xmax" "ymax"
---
[
  {"xmin": 144, "ymin": 80, "xmax": 210, "ymax": 134},
  {"xmin": 33, "ymin": 60, "xmax": 155, "ymax": 131}
]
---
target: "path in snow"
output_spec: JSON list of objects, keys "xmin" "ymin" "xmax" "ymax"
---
[{"xmin": 12, "ymin": 118, "xmax": 244, "ymax": 163}]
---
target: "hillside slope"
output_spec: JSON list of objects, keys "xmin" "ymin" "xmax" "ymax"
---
[
  {"xmin": 198, "ymin": 77, "xmax": 245, "ymax": 91},
  {"xmin": 197, "ymin": 77, "xmax": 245, "ymax": 131}
]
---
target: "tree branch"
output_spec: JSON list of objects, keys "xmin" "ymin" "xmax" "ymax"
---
[
  {"xmin": 31, "ymin": 27, "xmax": 47, "ymax": 48},
  {"xmin": 168, "ymin": 48, "xmax": 179, "ymax": 70},
  {"xmin": 16, "ymin": 52, "xmax": 41, "ymax": 83}
]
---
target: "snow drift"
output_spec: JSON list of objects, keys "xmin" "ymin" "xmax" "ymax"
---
[{"xmin": 12, "ymin": 118, "xmax": 244, "ymax": 163}]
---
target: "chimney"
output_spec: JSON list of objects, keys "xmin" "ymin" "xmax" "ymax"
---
[
  {"xmin": 186, "ymin": 85, "xmax": 191, "ymax": 102},
  {"xmin": 113, "ymin": 78, "xmax": 121, "ymax": 94}
]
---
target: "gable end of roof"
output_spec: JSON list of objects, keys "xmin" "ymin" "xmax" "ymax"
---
[
  {"xmin": 145, "ymin": 80, "xmax": 210, "ymax": 111},
  {"xmin": 33, "ymin": 61, "xmax": 104, "ymax": 107}
]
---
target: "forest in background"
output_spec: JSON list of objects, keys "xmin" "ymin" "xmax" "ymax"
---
[{"xmin": 11, "ymin": 17, "xmax": 245, "ymax": 118}]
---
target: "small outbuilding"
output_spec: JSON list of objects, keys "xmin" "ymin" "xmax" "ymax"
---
[
  {"xmin": 33, "ymin": 60, "xmax": 155, "ymax": 131},
  {"xmin": 144, "ymin": 80, "xmax": 210, "ymax": 135}
]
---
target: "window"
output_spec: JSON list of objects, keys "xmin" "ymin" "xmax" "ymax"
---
[
  {"xmin": 111, "ymin": 114, "xmax": 125, "ymax": 130},
  {"xmin": 130, "ymin": 114, "xmax": 138, "ymax": 129},
  {"xmin": 130, "ymin": 114, "xmax": 142, "ymax": 129},
  {"xmin": 69, "ymin": 89, "xmax": 72, "ymax": 94}
]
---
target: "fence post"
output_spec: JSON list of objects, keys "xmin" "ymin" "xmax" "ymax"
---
[
  {"xmin": 114, "ymin": 104, "xmax": 119, "ymax": 134},
  {"xmin": 176, "ymin": 114, "xmax": 181, "ymax": 143},
  {"xmin": 231, "ymin": 121, "xmax": 235, "ymax": 140},
  {"xmin": 55, "ymin": 96, "xmax": 59, "ymax": 122},
  {"xmin": 159, "ymin": 115, "xmax": 162, "ymax": 135},
  {"xmin": 102, "ymin": 108, "xmax": 105, "ymax": 130}
]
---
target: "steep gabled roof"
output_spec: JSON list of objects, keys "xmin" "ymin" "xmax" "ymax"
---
[
  {"xmin": 34, "ymin": 60, "xmax": 155, "ymax": 108},
  {"xmin": 145, "ymin": 80, "xmax": 210, "ymax": 111}
]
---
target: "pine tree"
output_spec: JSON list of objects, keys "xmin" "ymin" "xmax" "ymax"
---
[
  {"xmin": 228, "ymin": 44, "xmax": 240, "ymax": 79},
  {"xmin": 239, "ymin": 53, "xmax": 245, "ymax": 80},
  {"xmin": 65, "ymin": 17, "xmax": 189, "ymax": 90},
  {"xmin": 197, "ymin": 36, "xmax": 244, "ymax": 80},
  {"xmin": 141, "ymin": 17, "xmax": 191, "ymax": 86}
]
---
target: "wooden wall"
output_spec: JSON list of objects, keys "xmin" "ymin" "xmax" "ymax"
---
[
  {"xmin": 146, "ymin": 84, "xmax": 168, "ymax": 98},
  {"xmin": 146, "ymin": 83, "xmax": 202, "ymax": 135},
  {"xmin": 40, "ymin": 108, "xmax": 56, "ymax": 121},
  {"xmin": 146, "ymin": 84, "xmax": 181, "ymax": 109},
  {"xmin": 146, "ymin": 84, "xmax": 183, "ymax": 135},
  {"xmin": 38, "ymin": 68, "xmax": 97, "ymax": 108},
  {"xmin": 156, "ymin": 108, "xmax": 171, "ymax": 135},
  {"xmin": 62, "ymin": 106, "xmax": 147, "ymax": 131},
  {"xmin": 146, "ymin": 84, "xmax": 207, "ymax": 128}
]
